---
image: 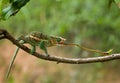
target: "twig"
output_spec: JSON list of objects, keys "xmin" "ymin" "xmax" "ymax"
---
[{"xmin": 0, "ymin": 29, "xmax": 120, "ymax": 64}]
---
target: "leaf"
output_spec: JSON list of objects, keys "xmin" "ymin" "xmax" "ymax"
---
[
  {"xmin": 115, "ymin": 0, "xmax": 120, "ymax": 8},
  {"xmin": 1, "ymin": 0, "xmax": 30, "ymax": 20},
  {"xmin": 108, "ymin": 0, "xmax": 115, "ymax": 9}
]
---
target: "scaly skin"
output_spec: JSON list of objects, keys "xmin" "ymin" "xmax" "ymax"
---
[
  {"xmin": 6, "ymin": 31, "xmax": 66, "ymax": 79},
  {"xmin": 17, "ymin": 31, "xmax": 66, "ymax": 55},
  {"xmin": 6, "ymin": 31, "xmax": 112, "ymax": 79}
]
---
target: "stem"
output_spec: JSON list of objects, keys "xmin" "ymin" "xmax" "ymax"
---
[{"xmin": 6, "ymin": 47, "xmax": 20, "ymax": 79}]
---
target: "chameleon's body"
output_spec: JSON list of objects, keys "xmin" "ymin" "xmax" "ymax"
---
[
  {"xmin": 6, "ymin": 31, "xmax": 112, "ymax": 79},
  {"xmin": 6, "ymin": 31, "xmax": 66, "ymax": 78},
  {"xmin": 17, "ymin": 31, "xmax": 66, "ymax": 55}
]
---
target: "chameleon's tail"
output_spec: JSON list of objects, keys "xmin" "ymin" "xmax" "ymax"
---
[
  {"xmin": 60, "ymin": 43, "xmax": 112, "ymax": 55},
  {"xmin": 6, "ymin": 47, "xmax": 20, "ymax": 79}
]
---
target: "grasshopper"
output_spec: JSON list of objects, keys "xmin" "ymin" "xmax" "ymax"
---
[{"xmin": 6, "ymin": 31, "xmax": 112, "ymax": 78}]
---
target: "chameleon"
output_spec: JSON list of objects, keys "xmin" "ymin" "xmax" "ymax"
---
[
  {"xmin": 6, "ymin": 31, "xmax": 66, "ymax": 78},
  {"xmin": 6, "ymin": 31, "xmax": 113, "ymax": 79}
]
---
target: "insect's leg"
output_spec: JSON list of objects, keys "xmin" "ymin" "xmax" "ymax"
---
[
  {"xmin": 30, "ymin": 45, "xmax": 36, "ymax": 54},
  {"xmin": 39, "ymin": 41, "xmax": 49, "ymax": 56}
]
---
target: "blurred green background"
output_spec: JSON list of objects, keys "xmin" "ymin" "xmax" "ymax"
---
[{"xmin": 0, "ymin": 0, "xmax": 120, "ymax": 83}]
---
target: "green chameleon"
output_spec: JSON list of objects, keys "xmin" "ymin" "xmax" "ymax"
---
[{"xmin": 6, "ymin": 31, "xmax": 113, "ymax": 79}]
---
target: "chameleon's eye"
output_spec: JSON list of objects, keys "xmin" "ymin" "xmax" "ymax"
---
[
  {"xmin": 57, "ymin": 38, "xmax": 61, "ymax": 42},
  {"xmin": 57, "ymin": 37, "xmax": 66, "ymax": 43}
]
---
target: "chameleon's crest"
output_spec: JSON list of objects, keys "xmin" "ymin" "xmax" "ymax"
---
[
  {"xmin": 30, "ymin": 31, "xmax": 47, "ymax": 40},
  {"xmin": 29, "ymin": 34, "xmax": 40, "ymax": 41}
]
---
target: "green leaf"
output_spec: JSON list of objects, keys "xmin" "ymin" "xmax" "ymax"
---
[
  {"xmin": 0, "ymin": 0, "xmax": 10, "ymax": 13},
  {"xmin": 108, "ymin": 0, "xmax": 115, "ymax": 8},
  {"xmin": 115, "ymin": 0, "xmax": 120, "ymax": 8},
  {"xmin": 1, "ymin": 0, "xmax": 30, "ymax": 20}
]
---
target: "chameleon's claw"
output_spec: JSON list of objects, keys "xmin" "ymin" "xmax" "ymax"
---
[
  {"xmin": 30, "ymin": 46, "xmax": 36, "ymax": 54},
  {"xmin": 16, "ymin": 35, "xmax": 24, "ymax": 41},
  {"xmin": 30, "ymin": 50, "xmax": 34, "ymax": 54},
  {"xmin": 39, "ymin": 41, "xmax": 50, "ymax": 57},
  {"xmin": 46, "ymin": 53, "xmax": 50, "ymax": 57}
]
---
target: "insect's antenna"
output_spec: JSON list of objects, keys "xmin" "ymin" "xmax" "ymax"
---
[{"xmin": 59, "ymin": 43, "xmax": 112, "ymax": 55}]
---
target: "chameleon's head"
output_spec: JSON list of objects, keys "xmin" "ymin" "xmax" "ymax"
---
[{"xmin": 56, "ymin": 37, "xmax": 66, "ymax": 44}]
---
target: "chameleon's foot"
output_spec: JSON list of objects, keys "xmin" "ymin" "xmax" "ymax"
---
[
  {"xmin": 39, "ymin": 41, "xmax": 49, "ymax": 57},
  {"xmin": 30, "ymin": 46, "xmax": 36, "ymax": 55},
  {"xmin": 45, "ymin": 53, "xmax": 50, "ymax": 57},
  {"xmin": 30, "ymin": 51, "xmax": 34, "ymax": 55}
]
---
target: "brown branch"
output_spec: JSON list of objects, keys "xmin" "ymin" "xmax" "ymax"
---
[{"xmin": 0, "ymin": 29, "xmax": 120, "ymax": 64}]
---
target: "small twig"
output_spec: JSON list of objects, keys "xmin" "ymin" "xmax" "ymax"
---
[{"xmin": 0, "ymin": 29, "xmax": 120, "ymax": 64}]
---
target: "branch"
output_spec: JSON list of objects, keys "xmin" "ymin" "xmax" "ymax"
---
[{"xmin": 0, "ymin": 29, "xmax": 120, "ymax": 64}]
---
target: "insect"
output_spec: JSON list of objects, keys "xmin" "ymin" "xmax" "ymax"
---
[{"xmin": 6, "ymin": 31, "xmax": 112, "ymax": 78}]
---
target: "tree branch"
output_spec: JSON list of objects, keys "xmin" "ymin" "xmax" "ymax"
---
[{"xmin": 0, "ymin": 29, "xmax": 120, "ymax": 64}]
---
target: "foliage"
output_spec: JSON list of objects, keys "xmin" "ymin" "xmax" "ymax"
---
[
  {"xmin": 0, "ymin": 0, "xmax": 30, "ymax": 20},
  {"xmin": 0, "ymin": 0, "xmax": 120, "ymax": 83},
  {"xmin": 0, "ymin": 0, "xmax": 119, "ymax": 20},
  {"xmin": 0, "ymin": 0, "xmax": 120, "ymax": 53}
]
